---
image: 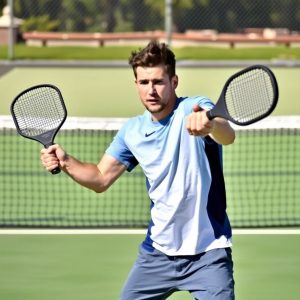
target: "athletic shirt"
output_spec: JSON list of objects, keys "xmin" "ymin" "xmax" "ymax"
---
[{"xmin": 106, "ymin": 96, "xmax": 232, "ymax": 256}]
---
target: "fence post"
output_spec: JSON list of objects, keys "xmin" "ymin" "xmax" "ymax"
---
[
  {"xmin": 165, "ymin": 0, "xmax": 172, "ymax": 47},
  {"xmin": 8, "ymin": 0, "xmax": 14, "ymax": 60}
]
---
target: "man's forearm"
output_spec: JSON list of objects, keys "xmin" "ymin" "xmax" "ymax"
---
[
  {"xmin": 61, "ymin": 155, "xmax": 106, "ymax": 193},
  {"xmin": 210, "ymin": 118, "xmax": 235, "ymax": 145}
]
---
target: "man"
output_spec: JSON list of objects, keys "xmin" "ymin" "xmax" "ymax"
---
[{"xmin": 41, "ymin": 41, "xmax": 235, "ymax": 299}]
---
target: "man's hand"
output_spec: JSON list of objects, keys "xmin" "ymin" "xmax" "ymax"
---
[
  {"xmin": 186, "ymin": 104, "xmax": 214, "ymax": 136},
  {"xmin": 40, "ymin": 144, "xmax": 68, "ymax": 173}
]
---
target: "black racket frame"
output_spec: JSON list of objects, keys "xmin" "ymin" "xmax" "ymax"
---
[
  {"xmin": 207, "ymin": 64, "xmax": 279, "ymax": 126},
  {"xmin": 10, "ymin": 84, "xmax": 67, "ymax": 174}
]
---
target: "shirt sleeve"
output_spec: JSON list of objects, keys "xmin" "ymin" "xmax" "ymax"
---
[
  {"xmin": 105, "ymin": 122, "xmax": 139, "ymax": 172},
  {"xmin": 197, "ymin": 96, "xmax": 215, "ymax": 110},
  {"xmin": 182, "ymin": 96, "xmax": 215, "ymax": 114}
]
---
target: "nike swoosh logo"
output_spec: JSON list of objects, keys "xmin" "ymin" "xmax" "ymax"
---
[{"xmin": 145, "ymin": 131, "xmax": 156, "ymax": 137}]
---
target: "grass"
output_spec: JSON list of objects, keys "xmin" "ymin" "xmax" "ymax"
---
[
  {"xmin": 174, "ymin": 45, "xmax": 300, "ymax": 60},
  {"xmin": 1, "ymin": 44, "xmax": 300, "ymax": 60}
]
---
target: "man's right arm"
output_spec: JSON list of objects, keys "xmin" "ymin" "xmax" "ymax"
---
[{"xmin": 41, "ymin": 144, "xmax": 127, "ymax": 193}]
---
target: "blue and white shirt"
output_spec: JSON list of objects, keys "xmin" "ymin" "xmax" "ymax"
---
[{"xmin": 106, "ymin": 96, "xmax": 232, "ymax": 256}]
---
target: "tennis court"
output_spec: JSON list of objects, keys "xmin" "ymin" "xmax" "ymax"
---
[
  {"xmin": 0, "ymin": 66, "xmax": 299, "ymax": 299},
  {"xmin": 1, "ymin": 67, "xmax": 300, "ymax": 116},
  {"xmin": 0, "ymin": 231, "xmax": 299, "ymax": 300}
]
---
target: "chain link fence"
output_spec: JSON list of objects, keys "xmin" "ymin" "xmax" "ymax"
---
[
  {"xmin": 0, "ymin": 0, "xmax": 299, "ymax": 57},
  {"xmin": 1, "ymin": 0, "xmax": 298, "ymax": 34}
]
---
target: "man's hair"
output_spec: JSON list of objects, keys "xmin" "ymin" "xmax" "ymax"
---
[{"xmin": 128, "ymin": 40, "xmax": 176, "ymax": 79}]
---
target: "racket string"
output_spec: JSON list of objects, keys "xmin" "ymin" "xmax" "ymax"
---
[{"xmin": 13, "ymin": 87, "xmax": 65, "ymax": 137}]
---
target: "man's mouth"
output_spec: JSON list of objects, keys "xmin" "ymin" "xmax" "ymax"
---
[{"xmin": 147, "ymin": 99, "xmax": 159, "ymax": 104}]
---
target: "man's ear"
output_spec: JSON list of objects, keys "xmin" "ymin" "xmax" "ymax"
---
[{"xmin": 172, "ymin": 75, "xmax": 178, "ymax": 89}]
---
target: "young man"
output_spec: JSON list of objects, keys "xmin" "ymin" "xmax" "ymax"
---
[{"xmin": 41, "ymin": 41, "xmax": 235, "ymax": 299}]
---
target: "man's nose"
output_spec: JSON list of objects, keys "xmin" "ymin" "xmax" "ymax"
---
[{"xmin": 148, "ymin": 83, "xmax": 156, "ymax": 94}]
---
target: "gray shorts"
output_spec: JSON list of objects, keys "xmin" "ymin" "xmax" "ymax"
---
[{"xmin": 120, "ymin": 246, "xmax": 234, "ymax": 300}]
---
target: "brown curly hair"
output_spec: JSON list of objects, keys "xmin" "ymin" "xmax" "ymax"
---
[{"xmin": 128, "ymin": 40, "xmax": 176, "ymax": 79}]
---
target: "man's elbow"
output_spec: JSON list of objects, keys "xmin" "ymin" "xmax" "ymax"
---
[
  {"xmin": 227, "ymin": 131, "xmax": 236, "ymax": 145},
  {"xmin": 89, "ymin": 180, "xmax": 110, "ymax": 193},
  {"xmin": 223, "ymin": 131, "xmax": 236, "ymax": 145},
  {"xmin": 93, "ymin": 184, "xmax": 109, "ymax": 193}
]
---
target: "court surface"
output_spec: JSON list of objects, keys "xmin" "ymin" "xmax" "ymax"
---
[
  {"xmin": 0, "ymin": 231, "xmax": 299, "ymax": 300},
  {"xmin": 0, "ymin": 66, "xmax": 299, "ymax": 299},
  {"xmin": 1, "ymin": 67, "xmax": 300, "ymax": 116}
]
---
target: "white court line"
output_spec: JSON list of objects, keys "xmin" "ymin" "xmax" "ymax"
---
[
  {"xmin": 233, "ymin": 229, "xmax": 300, "ymax": 235},
  {"xmin": 0, "ymin": 229, "xmax": 146, "ymax": 235},
  {"xmin": 0, "ymin": 229, "xmax": 299, "ymax": 235}
]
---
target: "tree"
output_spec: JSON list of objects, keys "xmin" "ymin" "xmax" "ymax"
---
[
  {"xmin": 0, "ymin": 0, "xmax": 6, "ymax": 12},
  {"xmin": 7, "ymin": 0, "xmax": 300, "ymax": 34}
]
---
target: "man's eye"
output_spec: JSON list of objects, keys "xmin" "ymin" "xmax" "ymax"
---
[
  {"xmin": 154, "ymin": 80, "xmax": 163, "ymax": 85},
  {"xmin": 140, "ymin": 80, "xmax": 148, "ymax": 85}
]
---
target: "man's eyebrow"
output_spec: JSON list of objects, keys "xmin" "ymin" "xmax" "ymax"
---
[
  {"xmin": 137, "ymin": 79, "xmax": 149, "ymax": 83},
  {"xmin": 138, "ymin": 78, "xmax": 164, "ymax": 82}
]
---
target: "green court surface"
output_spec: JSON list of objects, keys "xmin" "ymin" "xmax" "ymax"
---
[
  {"xmin": 0, "ymin": 67, "xmax": 300, "ymax": 116},
  {"xmin": 0, "ymin": 66, "xmax": 299, "ymax": 228},
  {"xmin": 0, "ymin": 233, "xmax": 299, "ymax": 300},
  {"xmin": 0, "ymin": 66, "xmax": 299, "ymax": 299}
]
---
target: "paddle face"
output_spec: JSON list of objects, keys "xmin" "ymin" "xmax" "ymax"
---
[
  {"xmin": 207, "ymin": 65, "xmax": 279, "ymax": 125},
  {"xmin": 11, "ymin": 84, "xmax": 67, "ymax": 174}
]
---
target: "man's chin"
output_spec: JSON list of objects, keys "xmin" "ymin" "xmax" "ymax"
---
[{"xmin": 146, "ymin": 105, "xmax": 164, "ymax": 114}]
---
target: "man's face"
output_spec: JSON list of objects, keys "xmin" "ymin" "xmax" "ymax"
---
[{"xmin": 135, "ymin": 64, "xmax": 178, "ymax": 121}]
